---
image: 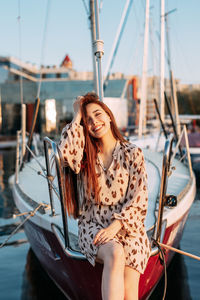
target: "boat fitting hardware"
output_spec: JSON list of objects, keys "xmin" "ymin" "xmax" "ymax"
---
[
  {"xmin": 93, "ymin": 39, "xmax": 104, "ymax": 58},
  {"xmin": 164, "ymin": 194, "xmax": 177, "ymax": 207}
]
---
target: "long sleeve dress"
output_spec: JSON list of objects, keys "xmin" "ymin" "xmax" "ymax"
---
[{"xmin": 58, "ymin": 121, "xmax": 151, "ymax": 274}]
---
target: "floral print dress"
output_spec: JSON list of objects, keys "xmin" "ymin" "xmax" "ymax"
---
[{"xmin": 58, "ymin": 121, "xmax": 151, "ymax": 274}]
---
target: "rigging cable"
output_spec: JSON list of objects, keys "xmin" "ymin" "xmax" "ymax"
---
[
  {"xmin": 121, "ymin": 2, "xmax": 147, "ymax": 119},
  {"xmin": 0, "ymin": 203, "xmax": 50, "ymax": 249},
  {"xmin": 122, "ymin": 1, "xmax": 142, "ymax": 75},
  {"xmin": 149, "ymin": 9, "xmax": 159, "ymax": 75},
  {"xmin": 103, "ymin": 0, "xmax": 133, "ymax": 92},
  {"xmin": 22, "ymin": 143, "xmax": 60, "ymax": 199},
  {"xmin": 82, "ymin": 0, "xmax": 90, "ymax": 16},
  {"xmin": 17, "ymin": 0, "xmax": 23, "ymax": 105},
  {"xmin": 172, "ymin": 25, "xmax": 195, "ymax": 83},
  {"xmin": 37, "ymin": 0, "xmax": 52, "ymax": 99},
  {"xmin": 149, "ymin": 20, "xmax": 160, "ymax": 103}
]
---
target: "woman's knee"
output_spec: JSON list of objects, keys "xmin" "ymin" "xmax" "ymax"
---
[
  {"xmin": 100, "ymin": 242, "xmax": 125, "ymax": 266},
  {"xmin": 124, "ymin": 266, "xmax": 140, "ymax": 295}
]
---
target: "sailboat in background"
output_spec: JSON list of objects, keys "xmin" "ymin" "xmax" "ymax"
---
[
  {"xmin": 128, "ymin": 1, "xmax": 200, "ymax": 188},
  {"xmin": 128, "ymin": 1, "xmax": 178, "ymax": 152},
  {"xmin": 127, "ymin": 0, "xmax": 159, "ymax": 146},
  {"xmin": 10, "ymin": 1, "xmax": 196, "ymax": 299},
  {"xmin": 0, "ymin": 88, "xmax": 21, "ymax": 149}
]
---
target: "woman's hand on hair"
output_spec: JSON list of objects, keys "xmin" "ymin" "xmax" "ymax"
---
[
  {"xmin": 73, "ymin": 96, "xmax": 83, "ymax": 124},
  {"xmin": 93, "ymin": 220, "xmax": 122, "ymax": 247}
]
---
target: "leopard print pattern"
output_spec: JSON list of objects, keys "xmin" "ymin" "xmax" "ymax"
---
[{"xmin": 58, "ymin": 122, "xmax": 151, "ymax": 274}]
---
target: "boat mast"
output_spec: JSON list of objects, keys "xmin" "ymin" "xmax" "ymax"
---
[
  {"xmin": 89, "ymin": 0, "xmax": 98, "ymax": 92},
  {"xmin": 160, "ymin": 0, "xmax": 165, "ymax": 123},
  {"xmin": 90, "ymin": 0, "xmax": 104, "ymax": 101},
  {"xmin": 138, "ymin": 0, "xmax": 150, "ymax": 138}
]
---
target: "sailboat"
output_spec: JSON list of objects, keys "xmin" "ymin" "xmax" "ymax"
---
[
  {"xmin": 11, "ymin": 1, "xmax": 196, "ymax": 299},
  {"xmin": 0, "ymin": 89, "xmax": 19, "ymax": 149}
]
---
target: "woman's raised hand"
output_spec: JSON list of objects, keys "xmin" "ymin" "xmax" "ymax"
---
[{"xmin": 73, "ymin": 96, "xmax": 83, "ymax": 124}]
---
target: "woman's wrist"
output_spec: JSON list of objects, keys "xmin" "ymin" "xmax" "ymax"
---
[
  {"xmin": 72, "ymin": 112, "xmax": 82, "ymax": 124},
  {"xmin": 110, "ymin": 219, "xmax": 123, "ymax": 232}
]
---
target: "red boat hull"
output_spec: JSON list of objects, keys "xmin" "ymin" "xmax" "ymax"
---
[{"xmin": 23, "ymin": 210, "xmax": 189, "ymax": 300}]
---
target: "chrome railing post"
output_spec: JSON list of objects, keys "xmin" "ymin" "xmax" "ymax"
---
[
  {"xmin": 183, "ymin": 125, "xmax": 193, "ymax": 177},
  {"xmin": 43, "ymin": 138, "xmax": 56, "ymax": 216},
  {"xmin": 43, "ymin": 137, "xmax": 69, "ymax": 248},
  {"xmin": 54, "ymin": 145, "xmax": 69, "ymax": 248},
  {"xmin": 155, "ymin": 135, "xmax": 174, "ymax": 242}
]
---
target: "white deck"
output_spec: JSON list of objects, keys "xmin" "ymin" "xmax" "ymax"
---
[{"xmin": 15, "ymin": 149, "xmax": 194, "ymax": 237}]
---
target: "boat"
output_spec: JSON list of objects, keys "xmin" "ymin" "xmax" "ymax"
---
[
  {"xmin": 181, "ymin": 124, "xmax": 200, "ymax": 186},
  {"xmin": 188, "ymin": 140, "xmax": 200, "ymax": 186},
  {"xmin": 11, "ymin": 124, "xmax": 196, "ymax": 299},
  {"xmin": 10, "ymin": 1, "xmax": 196, "ymax": 299},
  {"xmin": 0, "ymin": 135, "xmax": 17, "ymax": 149}
]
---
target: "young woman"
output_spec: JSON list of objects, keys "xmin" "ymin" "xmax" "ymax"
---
[{"xmin": 58, "ymin": 92, "xmax": 151, "ymax": 300}]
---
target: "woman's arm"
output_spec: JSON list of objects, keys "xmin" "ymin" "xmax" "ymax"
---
[
  {"xmin": 72, "ymin": 96, "xmax": 82, "ymax": 124},
  {"xmin": 58, "ymin": 97, "xmax": 85, "ymax": 174}
]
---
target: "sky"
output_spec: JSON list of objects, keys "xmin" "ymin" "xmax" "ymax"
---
[{"xmin": 0, "ymin": 0, "xmax": 199, "ymax": 84}]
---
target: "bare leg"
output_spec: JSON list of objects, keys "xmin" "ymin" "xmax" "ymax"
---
[
  {"xmin": 124, "ymin": 266, "xmax": 140, "ymax": 300},
  {"xmin": 97, "ymin": 241, "xmax": 125, "ymax": 300}
]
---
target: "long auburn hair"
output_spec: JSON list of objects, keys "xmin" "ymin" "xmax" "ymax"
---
[{"xmin": 64, "ymin": 92, "xmax": 127, "ymax": 218}]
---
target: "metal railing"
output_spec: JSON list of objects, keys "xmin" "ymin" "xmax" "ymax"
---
[
  {"xmin": 152, "ymin": 126, "xmax": 193, "ymax": 252},
  {"xmin": 154, "ymin": 134, "xmax": 174, "ymax": 243},
  {"xmin": 170, "ymin": 125, "xmax": 193, "ymax": 177},
  {"xmin": 15, "ymin": 130, "xmax": 43, "ymax": 183},
  {"xmin": 43, "ymin": 137, "xmax": 69, "ymax": 248},
  {"xmin": 43, "ymin": 137, "xmax": 86, "ymax": 258},
  {"xmin": 15, "ymin": 130, "xmax": 79, "ymax": 253}
]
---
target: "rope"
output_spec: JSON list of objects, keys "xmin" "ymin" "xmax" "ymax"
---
[
  {"xmin": 179, "ymin": 153, "xmax": 186, "ymax": 163},
  {"xmin": 0, "ymin": 203, "xmax": 50, "ymax": 249},
  {"xmin": 22, "ymin": 144, "xmax": 60, "ymax": 199},
  {"xmin": 24, "ymin": 163, "xmax": 60, "ymax": 199},
  {"xmin": 158, "ymin": 241, "xmax": 200, "ymax": 261},
  {"xmin": 151, "ymin": 238, "xmax": 200, "ymax": 299},
  {"xmin": 24, "ymin": 156, "xmax": 60, "ymax": 200},
  {"xmin": 82, "ymin": 0, "xmax": 89, "ymax": 16},
  {"xmin": 25, "ymin": 144, "xmax": 46, "ymax": 173},
  {"xmin": 26, "ymin": 163, "xmax": 46, "ymax": 178}
]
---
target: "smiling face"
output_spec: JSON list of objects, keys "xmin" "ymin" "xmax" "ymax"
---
[{"xmin": 85, "ymin": 103, "xmax": 112, "ymax": 138}]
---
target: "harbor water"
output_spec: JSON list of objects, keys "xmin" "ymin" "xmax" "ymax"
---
[{"xmin": 0, "ymin": 148, "xmax": 200, "ymax": 300}]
